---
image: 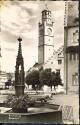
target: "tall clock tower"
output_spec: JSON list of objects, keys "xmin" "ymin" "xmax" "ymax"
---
[{"xmin": 38, "ymin": 7, "xmax": 54, "ymax": 64}]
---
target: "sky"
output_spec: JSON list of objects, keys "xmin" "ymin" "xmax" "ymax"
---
[{"xmin": 0, "ymin": 0, "xmax": 65, "ymax": 73}]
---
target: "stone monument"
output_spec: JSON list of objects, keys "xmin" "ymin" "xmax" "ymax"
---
[{"xmin": 15, "ymin": 37, "xmax": 25, "ymax": 96}]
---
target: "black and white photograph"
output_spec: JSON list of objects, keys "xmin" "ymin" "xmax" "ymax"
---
[{"xmin": 0, "ymin": 0, "xmax": 79, "ymax": 124}]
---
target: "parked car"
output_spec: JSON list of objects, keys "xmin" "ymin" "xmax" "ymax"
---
[
  {"xmin": 28, "ymin": 93, "xmax": 51, "ymax": 103},
  {"xmin": 51, "ymin": 90, "xmax": 56, "ymax": 95}
]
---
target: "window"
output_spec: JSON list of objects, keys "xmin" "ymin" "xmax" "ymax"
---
[
  {"xmin": 40, "ymin": 29, "xmax": 43, "ymax": 35},
  {"xmin": 56, "ymin": 69, "xmax": 60, "ymax": 74},
  {"xmin": 72, "ymin": 73, "xmax": 79, "ymax": 86},
  {"xmin": 78, "ymin": 39, "xmax": 79, "ymax": 42},
  {"xmin": 58, "ymin": 59, "xmax": 62, "ymax": 64},
  {"xmin": 73, "ymin": 53, "xmax": 76, "ymax": 60},
  {"xmin": 73, "ymin": 30, "xmax": 79, "ymax": 43},
  {"xmin": 76, "ymin": 30, "xmax": 79, "ymax": 33},
  {"xmin": 69, "ymin": 53, "xmax": 72, "ymax": 61},
  {"xmin": 77, "ymin": 54, "xmax": 79, "ymax": 60}
]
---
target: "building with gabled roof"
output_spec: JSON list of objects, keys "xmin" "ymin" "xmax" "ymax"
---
[{"xmin": 64, "ymin": 1, "xmax": 79, "ymax": 94}]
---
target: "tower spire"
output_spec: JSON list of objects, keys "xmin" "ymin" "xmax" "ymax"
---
[
  {"xmin": 15, "ymin": 37, "xmax": 25, "ymax": 96},
  {"xmin": 17, "ymin": 37, "xmax": 22, "ymax": 58}
]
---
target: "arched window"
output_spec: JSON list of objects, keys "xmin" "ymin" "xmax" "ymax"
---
[
  {"xmin": 73, "ymin": 30, "xmax": 79, "ymax": 43},
  {"xmin": 72, "ymin": 73, "xmax": 78, "ymax": 86}
]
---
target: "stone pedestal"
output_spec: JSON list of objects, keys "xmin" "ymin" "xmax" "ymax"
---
[{"xmin": 15, "ymin": 85, "xmax": 25, "ymax": 96}]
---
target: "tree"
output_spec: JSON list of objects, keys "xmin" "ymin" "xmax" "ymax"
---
[
  {"xmin": 55, "ymin": 72, "xmax": 63, "ymax": 89},
  {"xmin": 25, "ymin": 72, "xmax": 32, "ymax": 88},
  {"xmin": 40, "ymin": 69, "xmax": 63, "ymax": 91},
  {"xmin": 40, "ymin": 68, "xmax": 52, "ymax": 88},
  {"xmin": 26, "ymin": 70, "xmax": 40, "ymax": 90},
  {"xmin": 50, "ymin": 71, "xmax": 56, "ymax": 91}
]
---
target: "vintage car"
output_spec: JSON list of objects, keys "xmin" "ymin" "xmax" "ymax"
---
[{"xmin": 27, "ymin": 91, "xmax": 51, "ymax": 103}]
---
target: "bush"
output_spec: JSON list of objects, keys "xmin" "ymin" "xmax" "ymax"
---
[
  {"xmin": 5, "ymin": 94, "xmax": 15, "ymax": 107},
  {"xmin": 5, "ymin": 94, "xmax": 35, "ymax": 113}
]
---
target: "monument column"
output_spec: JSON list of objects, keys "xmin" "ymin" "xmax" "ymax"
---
[{"xmin": 15, "ymin": 37, "xmax": 25, "ymax": 96}]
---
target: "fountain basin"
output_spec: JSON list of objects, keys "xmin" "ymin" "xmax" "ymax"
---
[{"xmin": 0, "ymin": 106, "xmax": 62, "ymax": 124}]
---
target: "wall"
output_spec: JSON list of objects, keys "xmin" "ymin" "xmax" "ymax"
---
[
  {"xmin": 38, "ymin": 46, "xmax": 44, "ymax": 64},
  {"xmin": 67, "ymin": 53, "xmax": 79, "ymax": 93}
]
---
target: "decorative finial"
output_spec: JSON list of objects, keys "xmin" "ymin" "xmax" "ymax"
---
[
  {"xmin": 45, "ymin": 3, "xmax": 48, "ymax": 10},
  {"xmin": 17, "ymin": 37, "xmax": 22, "ymax": 42},
  {"xmin": 17, "ymin": 37, "xmax": 22, "ymax": 57}
]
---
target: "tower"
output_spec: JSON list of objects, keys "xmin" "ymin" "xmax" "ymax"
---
[
  {"xmin": 38, "ymin": 6, "xmax": 54, "ymax": 64},
  {"xmin": 15, "ymin": 37, "xmax": 25, "ymax": 96}
]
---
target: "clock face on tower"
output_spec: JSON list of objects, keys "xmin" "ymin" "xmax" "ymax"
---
[{"xmin": 47, "ymin": 28, "xmax": 52, "ymax": 35}]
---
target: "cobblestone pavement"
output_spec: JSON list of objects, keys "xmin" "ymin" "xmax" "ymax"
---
[
  {"xmin": 0, "ymin": 95, "xmax": 8, "ymax": 103},
  {"xmin": 0, "ymin": 90, "xmax": 79, "ymax": 124}
]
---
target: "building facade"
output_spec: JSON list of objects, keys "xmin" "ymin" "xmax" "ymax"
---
[
  {"xmin": 64, "ymin": 1, "xmax": 79, "ymax": 94},
  {"xmin": 0, "ymin": 71, "xmax": 8, "ymax": 88},
  {"xmin": 43, "ymin": 45, "xmax": 64, "ymax": 84},
  {"xmin": 0, "ymin": 44, "xmax": 1, "ymax": 71},
  {"xmin": 0, "ymin": 44, "xmax": 1, "ymax": 85}
]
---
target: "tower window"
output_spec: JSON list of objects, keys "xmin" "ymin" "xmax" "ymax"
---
[
  {"xmin": 40, "ymin": 29, "xmax": 43, "ymax": 35},
  {"xmin": 58, "ymin": 59, "xmax": 62, "ymax": 64}
]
